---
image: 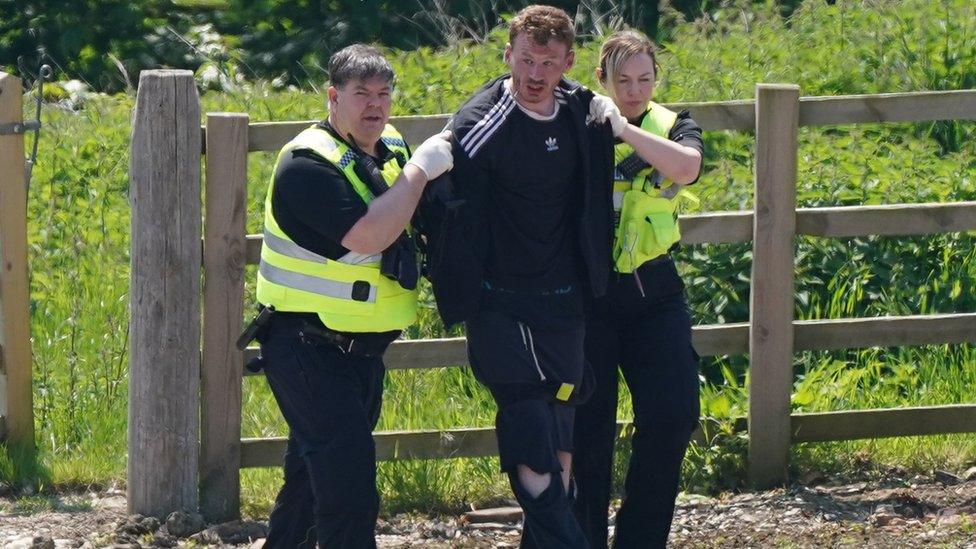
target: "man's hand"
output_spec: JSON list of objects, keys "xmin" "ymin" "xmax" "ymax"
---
[
  {"xmin": 587, "ymin": 94, "xmax": 627, "ymax": 137},
  {"xmin": 406, "ymin": 131, "xmax": 453, "ymax": 180}
]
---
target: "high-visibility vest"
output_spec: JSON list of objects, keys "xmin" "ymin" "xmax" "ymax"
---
[
  {"xmin": 612, "ymin": 101, "xmax": 698, "ymax": 273},
  {"xmin": 256, "ymin": 124, "xmax": 418, "ymax": 333}
]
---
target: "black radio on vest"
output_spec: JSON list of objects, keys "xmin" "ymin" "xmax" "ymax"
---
[{"xmin": 349, "ymin": 138, "xmax": 420, "ymax": 290}]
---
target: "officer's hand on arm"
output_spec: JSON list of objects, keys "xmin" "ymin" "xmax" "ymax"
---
[
  {"xmin": 588, "ymin": 94, "xmax": 628, "ymax": 137},
  {"xmin": 406, "ymin": 131, "xmax": 453, "ymax": 180},
  {"xmin": 590, "ymin": 93, "xmax": 701, "ymax": 185},
  {"xmin": 341, "ymin": 132, "xmax": 453, "ymax": 255}
]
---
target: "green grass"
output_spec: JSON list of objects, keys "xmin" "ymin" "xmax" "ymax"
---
[
  {"xmin": 0, "ymin": 493, "xmax": 94, "ymax": 515},
  {"xmin": 5, "ymin": 0, "xmax": 976, "ymax": 516}
]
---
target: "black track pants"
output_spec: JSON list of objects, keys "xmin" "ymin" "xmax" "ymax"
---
[{"xmin": 466, "ymin": 304, "xmax": 589, "ymax": 548}]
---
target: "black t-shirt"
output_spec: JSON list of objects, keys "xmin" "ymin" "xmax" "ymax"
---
[
  {"xmin": 663, "ymin": 110, "xmax": 704, "ymax": 157},
  {"xmin": 483, "ymin": 104, "xmax": 582, "ymax": 293},
  {"xmin": 272, "ymin": 121, "xmax": 397, "ymax": 260}
]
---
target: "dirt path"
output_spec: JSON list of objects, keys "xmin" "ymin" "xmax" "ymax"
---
[{"xmin": 2, "ymin": 474, "xmax": 976, "ymax": 547}]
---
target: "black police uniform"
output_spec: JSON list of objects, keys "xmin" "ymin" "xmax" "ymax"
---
[
  {"xmin": 573, "ymin": 110, "xmax": 705, "ymax": 549},
  {"xmin": 260, "ymin": 121, "xmax": 401, "ymax": 549}
]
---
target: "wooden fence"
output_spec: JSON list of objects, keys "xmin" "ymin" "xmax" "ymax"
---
[
  {"xmin": 128, "ymin": 70, "xmax": 976, "ymax": 520},
  {"xmin": 0, "ymin": 71, "xmax": 35, "ymax": 452}
]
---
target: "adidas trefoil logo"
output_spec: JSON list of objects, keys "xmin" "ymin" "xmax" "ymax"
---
[{"xmin": 545, "ymin": 136, "xmax": 558, "ymax": 152}]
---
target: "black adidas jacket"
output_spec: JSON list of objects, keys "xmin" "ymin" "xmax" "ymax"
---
[{"xmin": 419, "ymin": 75, "xmax": 615, "ymax": 328}]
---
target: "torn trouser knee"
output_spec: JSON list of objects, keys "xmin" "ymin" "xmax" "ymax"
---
[
  {"xmin": 495, "ymin": 397, "xmax": 575, "ymax": 474},
  {"xmin": 510, "ymin": 469, "xmax": 588, "ymax": 549}
]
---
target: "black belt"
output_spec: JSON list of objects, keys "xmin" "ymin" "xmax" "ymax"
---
[
  {"xmin": 642, "ymin": 252, "xmax": 674, "ymax": 268},
  {"xmin": 298, "ymin": 322, "xmax": 400, "ymax": 357},
  {"xmin": 616, "ymin": 253, "xmax": 672, "ymax": 278}
]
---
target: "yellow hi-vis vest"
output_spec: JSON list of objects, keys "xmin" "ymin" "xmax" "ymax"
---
[
  {"xmin": 256, "ymin": 124, "xmax": 418, "ymax": 333},
  {"xmin": 612, "ymin": 101, "xmax": 699, "ymax": 273}
]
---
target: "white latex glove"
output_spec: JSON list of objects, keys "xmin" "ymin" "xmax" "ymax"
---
[
  {"xmin": 406, "ymin": 131, "xmax": 453, "ymax": 180},
  {"xmin": 588, "ymin": 94, "xmax": 628, "ymax": 137}
]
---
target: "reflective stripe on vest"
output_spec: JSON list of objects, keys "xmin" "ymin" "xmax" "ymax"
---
[
  {"xmin": 263, "ymin": 229, "xmax": 331, "ymax": 264},
  {"xmin": 256, "ymin": 124, "xmax": 418, "ymax": 332},
  {"xmin": 259, "ymin": 230, "xmax": 378, "ymax": 302},
  {"xmin": 259, "ymin": 262, "xmax": 378, "ymax": 303}
]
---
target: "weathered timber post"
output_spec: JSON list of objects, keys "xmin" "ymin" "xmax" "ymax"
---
[
  {"xmin": 200, "ymin": 112, "xmax": 248, "ymax": 521},
  {"xmin": 128, "ymin": 70, "xmax": 201, "ymax": 517},
  {"xmin": 748, "ymin": 83, "xmax": 799, "ymax": 488},
  {"xmin": 0, "ymin": 72, "xmax": 35, "ymax": 451}
]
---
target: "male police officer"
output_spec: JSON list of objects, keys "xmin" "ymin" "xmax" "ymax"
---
[
  {"xmin": 253, "ymin": 44, "xmax": 451, "ymax": 548},
  {"xmin": 423, "ymin": 6, "xmax": 615, "ymax": 547}
]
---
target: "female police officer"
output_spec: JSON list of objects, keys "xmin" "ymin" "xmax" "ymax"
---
[{"xmin": 575, "ymin": 29, "xmax": 704, "ymax": 549}]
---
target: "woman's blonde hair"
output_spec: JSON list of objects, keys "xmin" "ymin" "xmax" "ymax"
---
[{"xmin": 598, "ymin": 29, "xmax": 660, "ymax": 101}]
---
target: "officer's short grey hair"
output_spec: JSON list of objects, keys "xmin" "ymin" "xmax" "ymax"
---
[{"xmin": 328, "ymin": 44, "xmax": 395, "ymax": 88}]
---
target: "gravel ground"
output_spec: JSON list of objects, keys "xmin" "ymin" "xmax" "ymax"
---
[{"xmin": 3, "ymin": 471, "xmax": 976, "ymax": 548}]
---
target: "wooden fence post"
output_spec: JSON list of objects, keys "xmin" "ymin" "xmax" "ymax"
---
[
  {"xmin": 748, "ymin": 83, "xmax": 799, "ymax": 488},
  {"xmin": 200, "ymin": 113, "xmax": 248, "ymax": 522},
  {"xmin": 128, "ymin": 70, "xmax": 201, "ymax": 517},
  {"xmin": 0, "ymin": 72, "xmax": 35, "ymax": 451}
]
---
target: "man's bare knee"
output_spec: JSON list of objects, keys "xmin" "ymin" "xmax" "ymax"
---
[
  {"xmin": 516, "ymin": 465, "xmax": 552, "ymax": 498},
  {"xmin": 557, "ymin": 451, "xmax": 572, "ymax": 492}
]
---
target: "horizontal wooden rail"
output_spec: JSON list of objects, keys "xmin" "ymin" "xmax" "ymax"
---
[
  {"xmin": 794, "ymin": 313, "xmax": 976, "ymax": 351},
  {"xmin": 242, "ymin": 337, "xmax": 472, "ymax": 375},
  {"xmin": 242, "ymin": 312, "xmax": 976, "ymax": 375},
  {"xmin": 791, "ymin": 404, "xmax": 976, "ymax": 442},
  {"xmin": 796, "ymin": 202, "xmax": 976, "ymax": 238},
  {"xmin": 241, "ymin": 427, "xmax": 499, "ymax": 467},
  {"xmin": 240, "ymin": 418, "xmax": 747, "ymax": 468},
  {"xmin": 201, "ymin": 89, "xmax": 976, "ymax": 152},
  {"xmin": 798, "ymin": 90, "xmax": 976, "ymax": 127},
  {"xmin": 239, "ymin": 404, "xmax": 976, "ymax": 467},
  {"xmin": 239, "ymin": 115, "xmax": 448, "ymax": 153},
  {"xmin": 240, "ymin": 202, "xmax": 976, "ymax": 261},
  {"xmin": 678, "ymin": 201, "xmax": 976, "ymax": 245},
  {"xmin": 240, "ymin": 324, "xmax": 749, "ymax": 374},
  {"xmin": 233, "ymin": 103, "xmax": 757, "ymax": 151},
  {"xmin": 679, "ymin": 211, "xmax": 753, "ymax": 244},
  {"xmin": 672, "ymin": 89, "xmax": 976, "ymax": 131}
]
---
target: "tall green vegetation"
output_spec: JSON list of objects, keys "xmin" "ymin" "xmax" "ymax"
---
[
  {"xmin": 3, "ymin": 0, "xmax": 663, "ymax": 92},
  {"xmin": 3, "ymin": 0, "xmax": 975, "ymax": 512},
  {"xmin": 2, "ymin": 1, "xmax": 817, "ymax": 93}
]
